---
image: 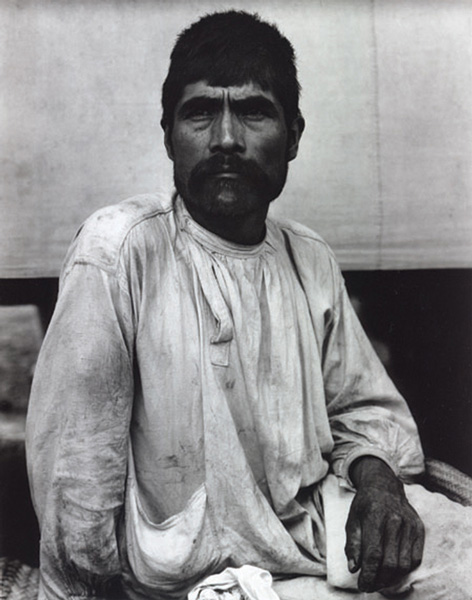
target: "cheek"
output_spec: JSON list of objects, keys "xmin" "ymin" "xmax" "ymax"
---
[
  {"xmin": 256, "ymin": 134, "xmax": 289, "ymax": 170},
  {"xmin": 173, "ymin": 138, "xmax": 208, "ymax": 178},
  {"xmin": 172, "ymin": 129, "xmax": 207, "ymax": 159}
]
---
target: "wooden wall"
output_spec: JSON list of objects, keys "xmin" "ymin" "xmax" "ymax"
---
[{"xmin": 1, "ymin": 0, "xmax": 471, "ymax": 276}]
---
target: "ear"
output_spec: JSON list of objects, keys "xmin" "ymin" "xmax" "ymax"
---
[
  {"xmin": 163, "ymin": 122, "xmax": 175, "ymax": 161},
  {"xmin": 287, "ymin": 114, "xmax": 305, "ymax": 162}
]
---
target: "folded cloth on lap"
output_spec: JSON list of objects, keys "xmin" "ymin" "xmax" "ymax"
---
[{"xmin": 188, "ymin": 565, "xmax": 280, "ymax": 600}]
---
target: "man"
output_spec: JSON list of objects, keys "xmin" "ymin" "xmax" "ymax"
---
[{"xmin": 26, "ymin": 11, "xmax": 471, "ymax": 600}]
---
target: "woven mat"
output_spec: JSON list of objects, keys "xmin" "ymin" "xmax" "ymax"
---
[
  {"xmin": 0, "ymin": 558, "xmax": 39, "ymax": 600},
  {"xmin": 424, "ymin": 458, "xmax": 472, "ymax": 506}
]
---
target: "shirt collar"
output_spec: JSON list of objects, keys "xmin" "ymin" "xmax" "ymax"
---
[{"xmin": 174, "ymin": 193, "xmax": 277, "ymax": 258}]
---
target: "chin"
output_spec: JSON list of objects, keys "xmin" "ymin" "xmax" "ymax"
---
[{"xmin": 187, "ymin": 179, "xmax": 272, "ymax": 219}]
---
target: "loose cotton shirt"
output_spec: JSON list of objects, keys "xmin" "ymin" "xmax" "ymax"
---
[{"xmin": 26, "ymin": 193, "xmax": 424, "ymax": 600}]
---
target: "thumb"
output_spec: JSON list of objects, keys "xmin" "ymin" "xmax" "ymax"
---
[{"xmin": 345, "ymin": 510, "xmax": 362, "ymax": 573}]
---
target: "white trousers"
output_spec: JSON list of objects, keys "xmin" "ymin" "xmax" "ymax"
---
[{"xmin": 273, "ymin": 477, "xmax": 472, "ymax": 600}]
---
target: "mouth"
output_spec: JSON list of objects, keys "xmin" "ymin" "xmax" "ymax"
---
[{"xmin": 211, "ymin": 172, "xmax": 241, "ymax": 179}]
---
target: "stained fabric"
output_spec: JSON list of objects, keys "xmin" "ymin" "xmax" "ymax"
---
[{"xmin": 26, "ymin": 192, "xmax": 424, "ymax": 600}]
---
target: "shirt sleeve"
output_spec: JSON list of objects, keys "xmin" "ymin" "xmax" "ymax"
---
[
  {"xmin": 26, "ymin": 261, "xmax": 135, "ymax": 599},
  {"xmin": 323, "ymin": 278, "xmax": 425, "ymax": 488}
]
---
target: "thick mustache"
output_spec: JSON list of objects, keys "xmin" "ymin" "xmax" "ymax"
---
[{"xmin": 192, "ymin": 155, "xmax": 259, "ymax": 178}]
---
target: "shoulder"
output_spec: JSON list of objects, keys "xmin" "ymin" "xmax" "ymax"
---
[
  {"xmin": 63, "ymin": 192, "xmax": 174, "ymax": 274},
  {"xmin": 269, "ymin": 214, "xmax": 338, "ymax": 263},
  {"xmin": 268, "ymin": 215, "xmax": 344, "ymax": 303}
]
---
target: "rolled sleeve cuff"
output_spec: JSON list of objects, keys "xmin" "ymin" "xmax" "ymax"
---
[{"xmin": 335, "ymin": 447, "xmax": 399, "ymax": 490}]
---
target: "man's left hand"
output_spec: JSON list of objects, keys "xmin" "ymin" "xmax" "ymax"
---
[{"xmin": 345, "ymin": 456, "xmax": 425, "ymax": 592}]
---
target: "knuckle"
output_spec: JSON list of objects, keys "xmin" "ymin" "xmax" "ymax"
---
[
  {"xmin": 370, "ymin": 504, "xmax": 387, "ymax": 519},
  {"xmin": 391, "ymin": 510, "xmax": 404, "ymax": 523},
  {"xmin": 382, "ymin": 559, "xmax": 398, "ymax": 571},
  {"xmin": 365, "ymin": 549, "xmax": 382, "ymax": 564},
  {"xmin": 388, "ymin": 514, "xmax": 403, "ymax": 529},
  {"xmin": 398, "ymin": 557, "xmax": 412, "ymax": 572}
]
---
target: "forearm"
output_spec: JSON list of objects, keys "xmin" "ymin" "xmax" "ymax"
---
[
  {"xmin": 350, "ymin": 455, "xmax": 404, "ymax": 494},
  {"xmin": 325, "ymin": 287, "xmax": 424, "ymax": 484},
  {"xmin": 39, "ymin": 526, "xmax": 125, "ymax": 600},
  {"xmin": 27, "ymin": 263, "xmax": 134, "ymax": 598}
]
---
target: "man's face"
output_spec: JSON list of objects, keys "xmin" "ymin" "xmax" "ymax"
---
[{"xmin": 165, "ymin": 81, "xmax": 302, "ymax": 220}]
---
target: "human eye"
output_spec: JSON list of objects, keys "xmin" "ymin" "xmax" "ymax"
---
[
  {"xmin": 237, "ymin": 99, "xmax": 276, "ymax": 122},
  {"xmin": 180, "ymin": 99, "xmax": 219, "ymax": 122},
  {"xmin": 186, "ymin": 108, "xmax": 215, "ymax": 121},
  {"xmin": 242, "ymin": 108, "xmax": 267, "ymax": 121}
]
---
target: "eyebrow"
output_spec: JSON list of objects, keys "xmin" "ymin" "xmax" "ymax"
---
[
  {"xmin": 232, "ymin": 96, "xmax": 279, "ymax": 116},
  {"xmin": 177, "ymin": 94, "xmax": 279, "ymax": 118},
  {"xmin": 177, "ymin": 96, "xmax": 221, "ymax": 118}
]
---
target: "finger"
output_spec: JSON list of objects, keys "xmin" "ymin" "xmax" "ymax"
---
[
  {"xmin": 345, "ymin": 511, "xmax": 362, "ymax": 572},
  {"xmin": 398, "ymin": 522, "xmax": 413, "ymax": 575},
  {"xmin": 379, "ymin": 513, "xmax": 406, "ymax": 586},
  {"xmin": 358, "ymin": 546, "xmax": 384, "ymax": 592},
  {"xmin": 357, "ymin": 520, "xmax": 385, "ymax": 592},
  {"xmin": 411, "ymin": 522, "xmax": 425, "ymax": 571}
]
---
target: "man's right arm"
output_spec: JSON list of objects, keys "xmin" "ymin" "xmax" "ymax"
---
[{"xmin": 26, "ymin": 261, "xmax": 135, "ymax": 599}]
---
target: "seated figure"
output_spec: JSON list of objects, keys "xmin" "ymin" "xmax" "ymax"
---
[{"xmin": 26, "ymin": 11, "xmax": 472, "ymax": 600}]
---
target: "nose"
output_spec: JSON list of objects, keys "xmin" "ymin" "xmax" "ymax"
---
[{"xmin": 209, "ymin": 109, "xmax": 245, "ymax": 154}]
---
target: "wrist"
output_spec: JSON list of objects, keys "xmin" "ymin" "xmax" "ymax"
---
[{"xmin": 350, "ymin": 456, "xmax": 403, "ymax": 494}]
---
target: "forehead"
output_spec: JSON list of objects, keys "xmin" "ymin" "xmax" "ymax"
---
[{"xmin": 176, "ymin": 80, "xmax": 283, "ymax": 109}]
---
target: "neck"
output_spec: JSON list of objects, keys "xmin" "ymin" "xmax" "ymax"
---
[{"xmin": 183, "ymin": 202, "xmax": 269, "ymax": 245}]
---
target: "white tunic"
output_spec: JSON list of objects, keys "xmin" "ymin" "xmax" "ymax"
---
[{"xmin": 26, "ymin": 192, "xmax": 424, "ymax": 599}]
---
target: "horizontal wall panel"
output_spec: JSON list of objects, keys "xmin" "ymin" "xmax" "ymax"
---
[{"xmin": 1, "ymin": 0, "xmax": 471, "ymax": 276}]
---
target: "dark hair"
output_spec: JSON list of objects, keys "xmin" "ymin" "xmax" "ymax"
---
[{"xmin": 161, "ymin": 11, "xmax": 301, "ymax": 131}]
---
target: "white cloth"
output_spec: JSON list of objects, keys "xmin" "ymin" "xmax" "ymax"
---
[
  {"xmin": 188, "ymin": 566, "xmax": 279, "ymax": 600},
  {"xmin": 26, "ymin": 192, "xmax": 424, "ymax": 599}
]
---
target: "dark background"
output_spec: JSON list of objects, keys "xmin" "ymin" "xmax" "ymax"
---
[{"xmin": 344, "ymin": 269, "xmax": 472, "ymax": 477}]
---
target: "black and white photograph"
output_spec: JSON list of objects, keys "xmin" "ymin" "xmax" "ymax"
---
[{"xmin": 1, "ymin": 1, "xmax": 471, "ymax": 599}]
